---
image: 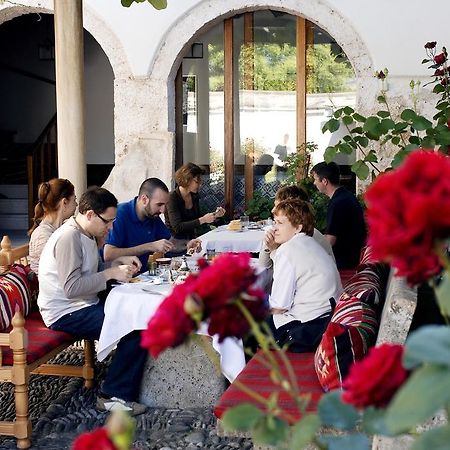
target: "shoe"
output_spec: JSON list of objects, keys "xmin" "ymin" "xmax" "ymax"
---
[{"xmin": 96, "ymin": 395, "xmax": 147, "ymax": 416}]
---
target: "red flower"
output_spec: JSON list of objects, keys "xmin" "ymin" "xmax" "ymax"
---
[
  {"xmin": 434, "ymin": 68, "xmax": 446, "ymax": 77},
  {"xmin": 434, "ymin": 52, "xmax": 446, "ymax": 65},
  {"xmin": 424, "ymin": 41, "xmax": 437, "ymax": 49},
  {"xmin": 72, "ymin": 428, "xmax": 116, "ymax": 450},
  {"xmin": 342, "ymin": 344, "xmax": 408, "ymax": 409},
  {"xmin": 365, "ymin": 150, "xmax": 450, "ymax": 285}
]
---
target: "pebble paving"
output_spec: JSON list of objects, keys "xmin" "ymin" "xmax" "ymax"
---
[{"xmin": 0, "ymin": 347, "xmax": 253, "ymax": 449}]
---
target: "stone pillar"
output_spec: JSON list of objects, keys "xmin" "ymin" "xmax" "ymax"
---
[{"xmin": 54, "ymin": 0, "xmax": 86, "ymax": 199}]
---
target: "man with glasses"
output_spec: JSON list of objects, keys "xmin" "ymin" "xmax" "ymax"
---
[
  {"xmin": 38, "ymin": 186, "xmax": 148, "ymax": 415},
  {"xmin": 104, "ymin": 178, "xmax": 191, "ymax": 269}
]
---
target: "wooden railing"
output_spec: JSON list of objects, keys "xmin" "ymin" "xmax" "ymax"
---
[{"xmin": 26, "ymin": 113, "xmax": 58, "ymax": 226}]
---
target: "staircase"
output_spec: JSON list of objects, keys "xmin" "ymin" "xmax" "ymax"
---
[{"xmin": 0, "ymin": 184, "xmax": 29, "ymax": 245}]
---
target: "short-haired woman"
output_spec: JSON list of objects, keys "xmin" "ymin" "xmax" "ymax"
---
[
  {"xmin": 165, "ymin": 163, "xmax": 225, "ymax": 243},
  {"xmin": 28, "ymin": 178, "xmax": 77, "ymax": 275},
  {"xmin": 268, "ymin": 199, "xmax": 342, "ymax": 352}
]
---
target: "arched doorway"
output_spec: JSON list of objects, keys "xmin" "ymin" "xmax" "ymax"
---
[{"xmin": 174, "ymin": 10, "xmax": 356, "ymax": 217}]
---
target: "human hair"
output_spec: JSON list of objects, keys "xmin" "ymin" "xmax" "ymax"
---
[
  {"xmin": 28, "ymin": 178, "xmax": 75, "ymax": 235},
  {"xmin": 78, "ymin": 186, "xmax": 118, "ymax": 215},
  {"xmin": 138, "ymin": 178, "xmax": 169, "ymax": 198},
  {"xmin": 311, "ymin": 161, "xmax": 340, "ymax": 186},
  {"xmin": 175, "ymin": 163, "xmax": 205, "ymax": 188},
  {"xmin": 273, "ymin": 199, "xmax": 315, "ymax": 236},
  {"xmin": 275, "ymin": 184, "xmax": 309, "ymax": 203}
]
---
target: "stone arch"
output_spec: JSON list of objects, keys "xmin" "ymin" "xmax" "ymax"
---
[
  {"xmin": 148, "ymin": 0, "xmax": 374, "ymax": 132},
  {"xmin": 0, "ymin": 0, "xmax": 132, "ymax": 79}
]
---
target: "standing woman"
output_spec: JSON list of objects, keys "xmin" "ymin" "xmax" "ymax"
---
[
  {"xmin": 268, "ymin": 198, "xmax": 342, "ymax": 352},
  {"xmin": 28, "ymin": 178, "xmax": 77, "ymax": 275},
  {"xmin": 165, "ymin": 162, "xmax": 224, "ymax": 247}
]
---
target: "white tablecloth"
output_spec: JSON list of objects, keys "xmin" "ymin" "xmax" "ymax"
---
[
  {"xmin": 199, "ymin": 225, "xmax": 265, "ymax": 254},
  {"xmin": 97, "ymin": 283, "xmax": 246, "ymax": 382}
]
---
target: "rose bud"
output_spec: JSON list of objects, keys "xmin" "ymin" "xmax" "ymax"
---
[
  {"xmin": 434, "ymin": 53, "xmax": 446, "ymax": 65},
  {"xmin": 424, "ymin": 41, "xmax": 437, "ymax": 49}
]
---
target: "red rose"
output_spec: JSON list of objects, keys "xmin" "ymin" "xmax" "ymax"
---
[
  {"xmin": 342, "ymin": 344, "xmax": 408, "ymax": 408},
  {"xmin": 365, "ymin": 150, "xmax": 450, "ymax": 285},
  {"xmin": 434, "ymin": 52, "xmax": 446, "ymax": 65},
  {"xmin": 434, "ymin": 68, "xmax": 446, "ymax": 77},
  {"xmin": 424, "ymin": 41, "xmax": 437, "ymax": 49},
  {"xmin": 72, "ymin": 428, "xmax": 116, "ymax": 450}
]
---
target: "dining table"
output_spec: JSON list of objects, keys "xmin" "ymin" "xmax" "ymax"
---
[
  {"xmin": 198, "ymin": 224, "xmax": 267, "ymax": 254},
  {"xmin": 97, "ymin": 278, "xmax": 247, "ymax": 382}
]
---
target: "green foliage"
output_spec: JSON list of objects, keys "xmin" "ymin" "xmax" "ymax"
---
[
  {"xmin": 221, "ymin": 404, "xmax": 263, "ymax": 431},
  {"xmin": 318, "ymin": 391, "xmax": 359, "ymax": 430},
  {"xmin": 121, "ymin": 0, "xmax": 167, "ymax": 9},
  {"xmin": 321, "ymin": 43, "xmax": 450, "ymax": 180},
  {"xmin": 289, "ymin": 415, "xmax": 321, "ymax": 449},
  {"xmin": 283, "ymin": 142, "xmax": 317, "ymax": 185},
  {"xmin": 244, "ymin": 191, "xmax": 274, "ymax": 220}
]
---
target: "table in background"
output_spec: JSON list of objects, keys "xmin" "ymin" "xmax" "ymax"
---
[
  {"xmin": 97, "ymin": 282, "xmax": 246, "ymax": 382},
  {"xmin": 198, "ymin": 225, "xmax": 265, "ymax": 254}
]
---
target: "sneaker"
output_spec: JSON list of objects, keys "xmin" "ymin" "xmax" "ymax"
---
[{"xmin": 96, "ymin": 395, "xmax": 147, "ymax": 416}]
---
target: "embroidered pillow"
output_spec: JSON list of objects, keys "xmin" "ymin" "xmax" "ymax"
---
[
  {"xmin": 314, "ymin": 296, "xmax": 378, "ymax": 392},
  {"xmin": 0, "ymin": 264, "xmax": 33, "ymax": 331}
]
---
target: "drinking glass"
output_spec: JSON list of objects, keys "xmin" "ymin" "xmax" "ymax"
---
[{"xmin": 240, "ymin": 215, "xmax": 250, "ymax": 228}]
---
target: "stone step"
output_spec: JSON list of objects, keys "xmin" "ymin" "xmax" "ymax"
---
[
  {"xmin": 0, "ymin": 184, "xmax": 28, "ymax": 199},
  {"xmin": 0, "ymin": 198, "xmax": 28, "ymax": 214}
]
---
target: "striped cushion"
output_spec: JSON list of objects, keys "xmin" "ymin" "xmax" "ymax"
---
[
  {"xmin": 314, "ymin": 296, "xmax": 378, "ymax": 392},
  {"xmin": 214, "ymin": 350, "xmax": 323, "ymax": 424},
  {"xmin": 2, "ymin": 310, "xmax": 74, "ymax": 366},
  {"xmin": 0, "ymin": 264, "xmax": 32, "ymax": 331}
]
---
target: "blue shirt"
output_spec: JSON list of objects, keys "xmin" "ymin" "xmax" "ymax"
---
[{"xmin": 105, "ymin": 197, "xmax": 171, "ymax": 270}]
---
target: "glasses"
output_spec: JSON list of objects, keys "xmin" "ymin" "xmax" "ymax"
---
[{"xmin": 95, "ymin": 212, "xmax": 115, "ymax": 225}]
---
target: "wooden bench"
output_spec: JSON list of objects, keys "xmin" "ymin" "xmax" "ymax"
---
[
  {"xmin": 0, "ymin": 235, "xmax": 95, "ymax": 449},
  {"xmin": 214, "ymin": 250, "xmax": 399, "ymax": 429}
]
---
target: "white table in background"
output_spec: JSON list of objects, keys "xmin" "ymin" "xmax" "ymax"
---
[
  {"xmin": 97, "ymin": 282, "xmax": 246, "ymax": 382},
  {"xmin": 198, "ymin": 225, "xmax": 265, "ymax": 254}
]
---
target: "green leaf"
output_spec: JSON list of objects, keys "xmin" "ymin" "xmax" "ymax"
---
[
  {"xmin": 411, "ymin": 425, "xmax": 450, "ymax": 450},
  {"xmin": 363, "ymin": 116, "xmax": 380, "ymax": 134},
  {"xmin": 324, "ymin": 146, "xmax": 338, "ymax": 163},
  {"xmin": 362, "ymin": 407, "xmax": 397, "ymax": 436},
  {"xmin": 433, "ymin": 84, "xmax": 446, "ymax": 94},
  {"xmin": 252, "ymin": 415, "xmax": 289, "ymax": 446},
  {"xmin": 318, "ymin": 391, "xmax": 359, "ymax": 430},
  {"xmin": 377, "ymin": 95, "xmax": 386, "ymax": 103},
  {"xmin": 412, "ymin": 116, "xmax": 433, "ymax": 131},
  {"xmin": 352, "ymin": 160, "xmax": 370, "ymax": 180},
  {"xmin": 385, "ymin": 365, "xmax": 450, "ymax": 434},
  {"xmin": 364, "ymin": 150, "xmax": 378, "ymax": 163},
  {"xmin": 394, "ymin": 122, "xmax": 408, "ymax": 132},
  {"xmin": 121, "ymin": 0, "xmax": 134, "ymax": 5},
  {"xmin": 376, "ymin": 110, "xmax": 391, "ymax": 118},
  {"xmin": 404, "ymin": 325, "xmax": 450, "ymax": 369},
  {"xmin": 328, "ymin": 119, "xmax": 340, "ymax": 133},
  {"xmin": 409, "ymin": 135, "xmax": 421, "ymax": 145},
  {"xmin": 357, "ymin": 136, "xmax": 369, "ymax": 148},
  {"xmin": 148, "ymin": 0, "xmax": 168, "ymax": 9},
  {"xmin": 319, "ymin": 434, "xmax": 370, "ymax": 450},
  {"xmin": 342, "ymin": 115, "xmax": 354, "ymax": 125},
  {"xmin": 400, "ymin": 109, "xmax": 417, "ymax": 121},
  {"xmin": 391, "ymin": 149, "xmax": 409, "ymax": 167},
  {"xmin": 333, "ymin": 108, "xmax": 344, "ymax": 119},
  {"xmin": 221, "ymin": 404, "xmax": 264, "ymax": 431},
  {"xmin": 380, "ymin": 118, "xmax": 396, "ymax": 133},
  {"xmin": 343, "ymin": 106, "xmax": 354, "ymax": 115},
  {"xmin": 421, "ymin": 136, "xmax": 436, "ymax": 148},
  {"xmin": 289, "ymin": 415, "xmax": 320, "ymax": 449},
  {"xmin": 353, "ymin": 113, "xmax": 366, "ymax": 122},
  {"xmin": 435, "ymin": 271, "xmax": 450, "ymax": 318},
  {"xmin": 391, "ymin": 136, "xmax": 401, "ymax": 145},
  {"xmin": 339, "ymin": 143, "xmax": 354, "ymax": 154}
]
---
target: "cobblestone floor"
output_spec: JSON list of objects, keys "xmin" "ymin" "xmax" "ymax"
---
[{"xmin": 0, "ymin": 347, "xmax": 252, "ymax": 450}]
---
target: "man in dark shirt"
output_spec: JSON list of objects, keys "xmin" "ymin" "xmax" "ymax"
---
[{"xmin": 311, "ymin": 162, "xmax": 367, "ymax": 269}]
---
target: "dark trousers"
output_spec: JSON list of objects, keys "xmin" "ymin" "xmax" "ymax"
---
[{"xmin": 50, "ymin": 302, "xmax": 148, "ymax": 402}]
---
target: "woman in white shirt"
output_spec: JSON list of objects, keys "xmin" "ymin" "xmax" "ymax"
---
[
  {"xmin": 28, "ymin": 178, "xmax": 77, "ymax": 275},
  {"xmin": 268, "ymin": 199, "xmax": 342, "ymax": 352}
]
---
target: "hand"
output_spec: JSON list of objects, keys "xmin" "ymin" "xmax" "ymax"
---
[
  {"xmin": 109, "ymin": 264, "xmax": 136, "ymax": 283},
  {"xmin": 214, "ymin": 207, "xmax": 225, "ymax": 218},
  {"xmin": 112, "ymin": 256, "xmax": 141, "ymax": 274},
  {"xmin": 151, "ymin": 239, "xmax": 174, "ymax": 254},
  {"xmin": 264, "ymin": 228, "xmax": 279, "ymax": 252},
  {"xmin": 187, "ymin": 239, "xmax": 202, "ymax": 254},
  {"xmin": 200, "ymin": 212, "xmax": 216, "ymax": 224}
]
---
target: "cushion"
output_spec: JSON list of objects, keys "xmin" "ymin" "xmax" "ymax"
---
[
  {"xmin": 314, "ymin": 296, "xmax": 378, "ymax": 392},
  {"xmin": 0, "ymin": 264, "xmax": 33, "ymax": 331},
  {"xmin": 214, "ymin": 350, "xmax": 323, "ymax": 424},
  {"xmin": 1, "ymin": 310, "xmax": 74, "ymax": 366}
]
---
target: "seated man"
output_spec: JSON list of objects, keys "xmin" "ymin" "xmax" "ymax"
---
[
  {"xmin": 104, "ymin": 178, "xmax": 200, "ymax": 269},
  {"xmin": 38, "ymin": 187, "xmax": 147, "ymax": 415},
  {"xmin": 259, "ymin": 184, "xmax": 334, "ymax": 269},
  {"xmin": 311, "ymin": 162, "xmax": 367, "ymax": 269}
]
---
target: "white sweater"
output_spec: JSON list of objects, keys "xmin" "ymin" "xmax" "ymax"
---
[
  {"xmin": 38, "ymin": 218, "xmax": 107, "ymax": 327},
  {"xmin": 269, "ymin": 233, "xmax": 342, "ymax": 328}
]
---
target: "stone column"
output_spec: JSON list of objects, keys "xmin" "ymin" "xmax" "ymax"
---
[{"xmin": 54, "ymin": 0, "xmax": 86, "ymax": 198}]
